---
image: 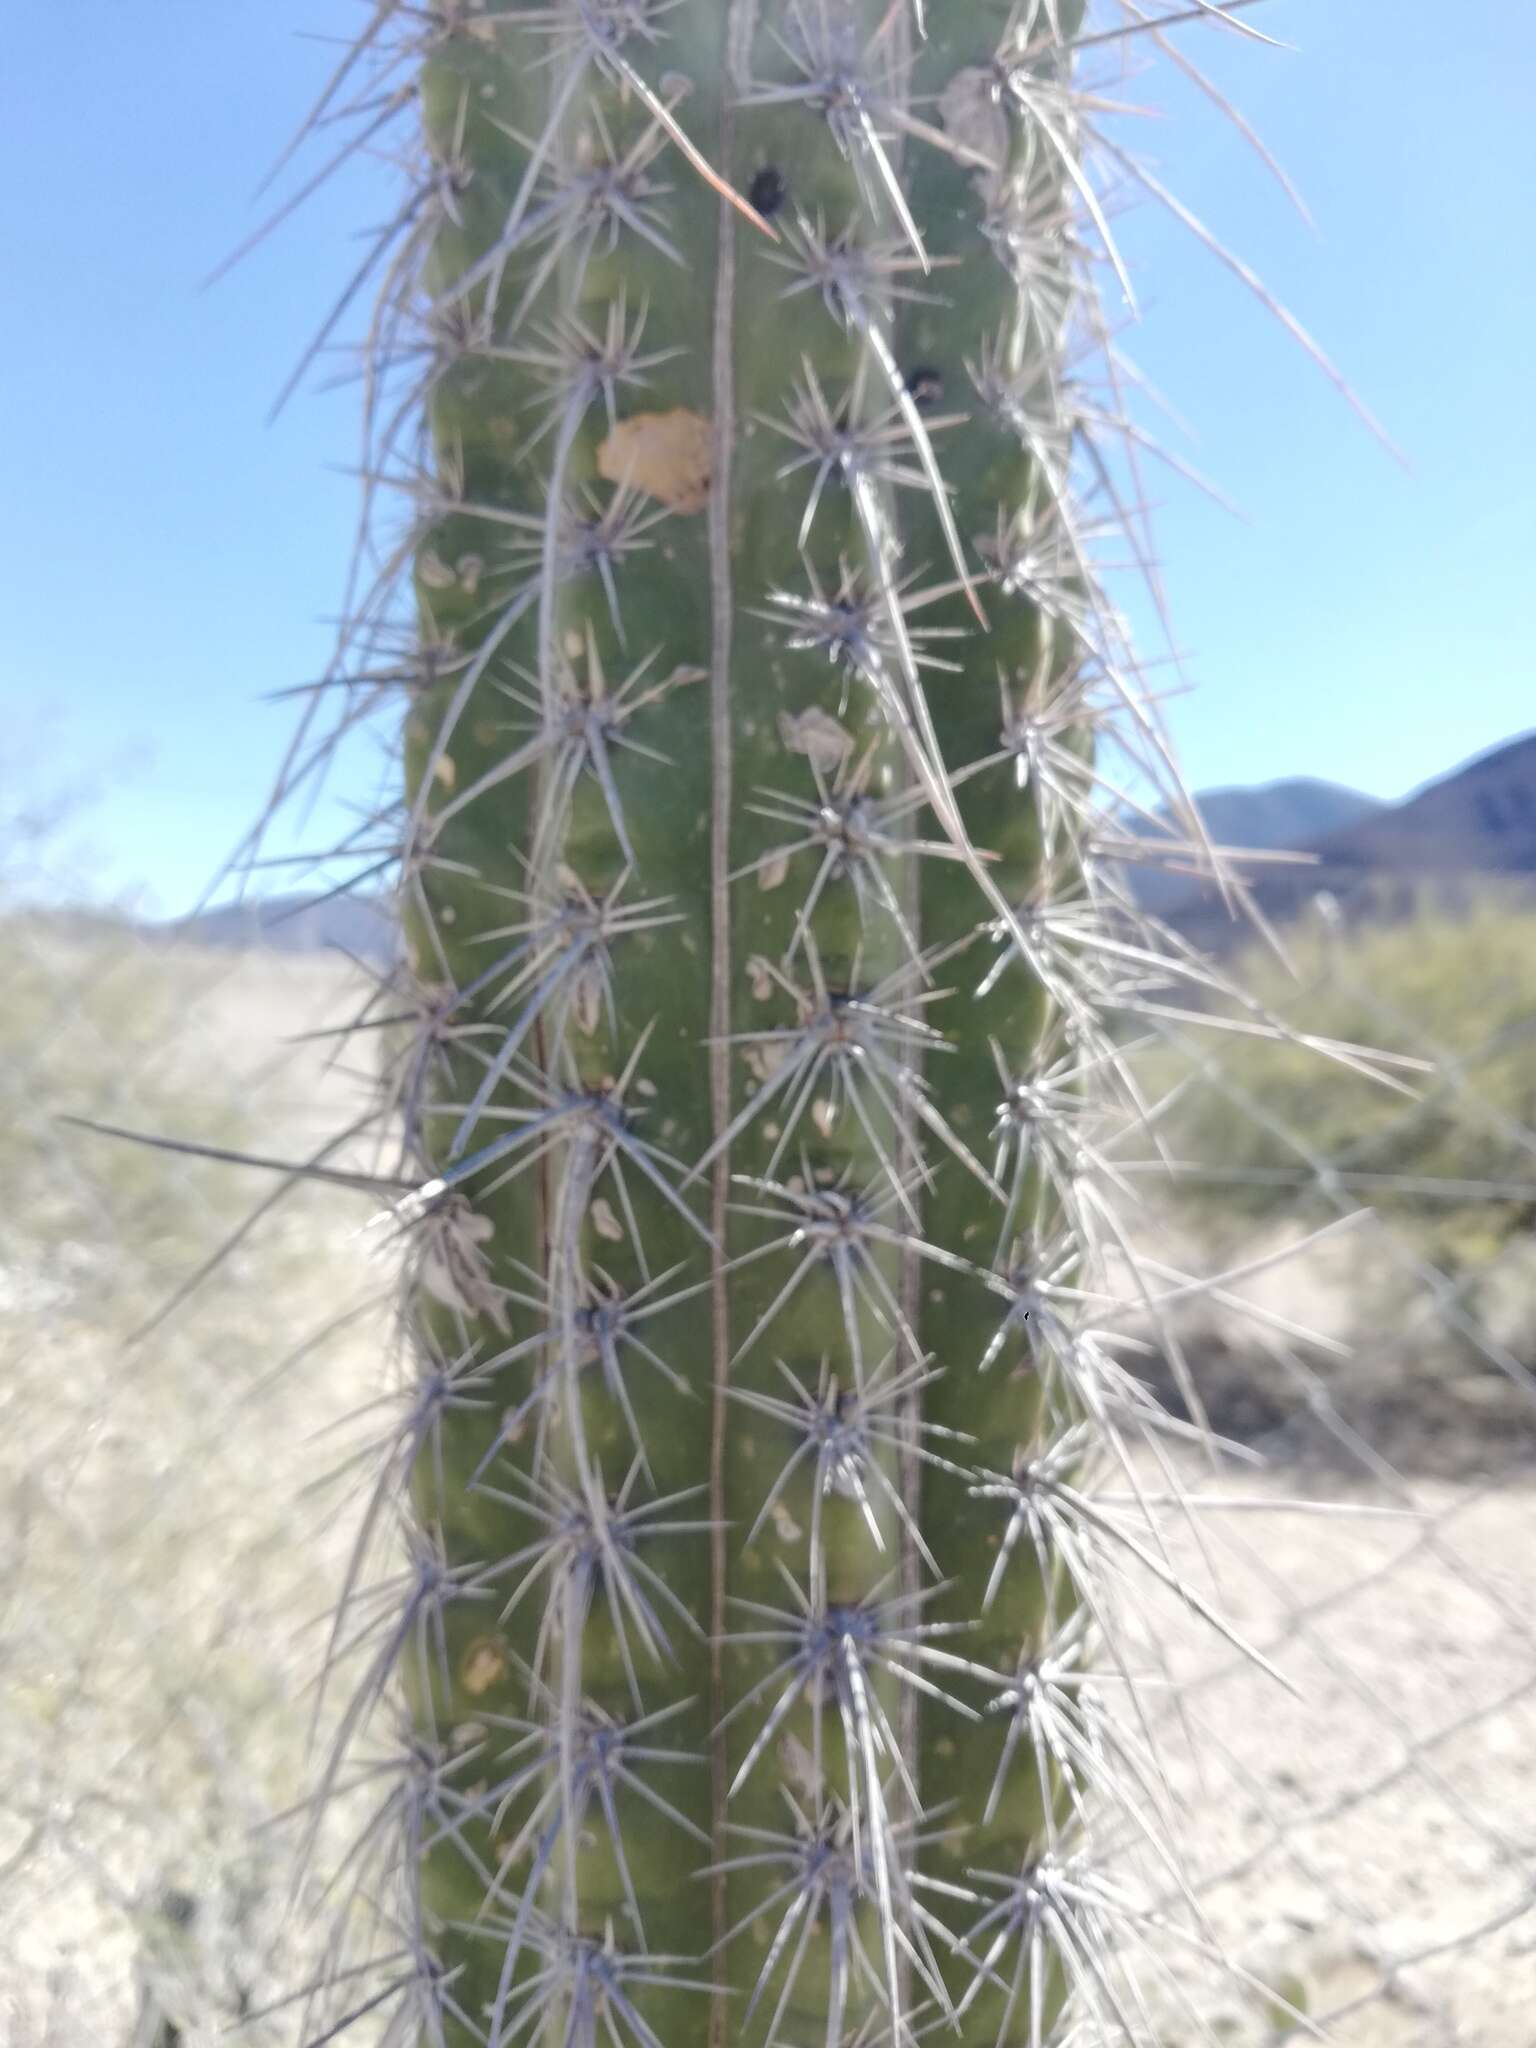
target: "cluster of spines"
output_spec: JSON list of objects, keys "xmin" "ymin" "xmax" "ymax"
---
[{"xmin": 219, "ymin": 6, "xmax": 1382, "ymax": 2048}]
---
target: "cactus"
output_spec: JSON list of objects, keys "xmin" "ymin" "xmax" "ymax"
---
[{"xmin": 150, "ymin": 4, "xmax": 1404, "ymax": 2045}]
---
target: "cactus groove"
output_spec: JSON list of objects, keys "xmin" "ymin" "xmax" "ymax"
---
[{"xmin": 234, "ymin": 4, "xmax": 1369, "ymax": 2046}]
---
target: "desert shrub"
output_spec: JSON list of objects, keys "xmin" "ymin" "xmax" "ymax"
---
[{"xmin": 1128, "ymin": 889, "xmax": 1536, "ymax": 1276}]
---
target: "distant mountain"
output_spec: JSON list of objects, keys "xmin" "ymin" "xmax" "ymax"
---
[
  {"xmin": 167, "ymin": 890, "xmax": 402, "ymax": 967},
  {"xmin": 1156, "ymin": 731, "xmax": 1536, "ymax": 953},
  {"xmin": 163, "ymin": 735, "xmax": 1536, "ymax": 967},
  {"xmin": 1122, "ymin": 777, "xmax": 1384, "ymax": 918},
  {"xmin": 1313, "ymin": 730, "xmax": 1536, "ymax": 874}
]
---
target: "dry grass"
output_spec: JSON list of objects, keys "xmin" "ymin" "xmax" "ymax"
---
[{"xmin": 0, "ymin": 918, "xmax": 395, "ymax": 2045}]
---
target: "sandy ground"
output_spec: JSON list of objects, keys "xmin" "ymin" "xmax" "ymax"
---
[
  {"xmin": 1113, "ymin": 1453, "xmax": 1536, "ymax": 2046},
  {"xmin": 1, "ymin": 937, "xmax": 1531, "ymax": 2045}
]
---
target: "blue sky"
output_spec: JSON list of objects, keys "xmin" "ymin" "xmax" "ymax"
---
[{"xmin": 4, "ymin": 1, "xmax": 1531, "ymax": 917}]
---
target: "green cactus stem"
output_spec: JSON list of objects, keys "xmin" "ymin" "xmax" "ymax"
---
[{"xmin": 190, "ymin": 5, "xmax": 1397, "ymax": 2046}]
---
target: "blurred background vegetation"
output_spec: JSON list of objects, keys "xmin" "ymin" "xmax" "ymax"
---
[
  {"xmin": 0, "ymin": 787, "xmax": 394, "ymax": 2045},
  {"xmin": 1098, "ymin": 883, "xmax": 1536, "ymax": 1466},
  {"xmin": 1127, "ymin": 891, "xmax": 1536, "ymax": 1276}
]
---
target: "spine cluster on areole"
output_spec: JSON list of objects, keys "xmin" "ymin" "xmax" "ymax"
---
[{"xmin": 255, "ymin": 5, "xmax": 1343, "ymax": 2047}]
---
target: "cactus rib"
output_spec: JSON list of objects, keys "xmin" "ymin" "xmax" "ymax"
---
[{"xmin": 199, "ymin": 4, "xmax": 1403, "ymax": 2046}]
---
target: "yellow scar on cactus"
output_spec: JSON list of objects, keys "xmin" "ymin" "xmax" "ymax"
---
[{"xmin": 597, "ymin": 408, "xmax": 713, "ymax": 514}]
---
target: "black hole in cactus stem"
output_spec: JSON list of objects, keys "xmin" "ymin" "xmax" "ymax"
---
[
  {"xmin": 749, "ymin": 165, "xmax": 787, "ymax": 217},
  {"xmin": 160, "ymin": 1888, "xmax": 198, "ymax": 1929},
  {"xmin": 906, "ymin": 364, "xmax": 944, "ymax": 409}
]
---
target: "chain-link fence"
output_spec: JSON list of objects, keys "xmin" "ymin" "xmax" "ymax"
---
[
  {"xmin": 1098, "ymin": 886, "xmax": 1536, "ymax": 2045},
  {"xmin": 3, "ymin": 821, "xmax": 1532, "ymax": 2046}
]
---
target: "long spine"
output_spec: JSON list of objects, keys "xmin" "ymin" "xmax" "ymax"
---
[{"xmin": 239, "ymin": 6, "xmax": 1369, "ymax": 2047}]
